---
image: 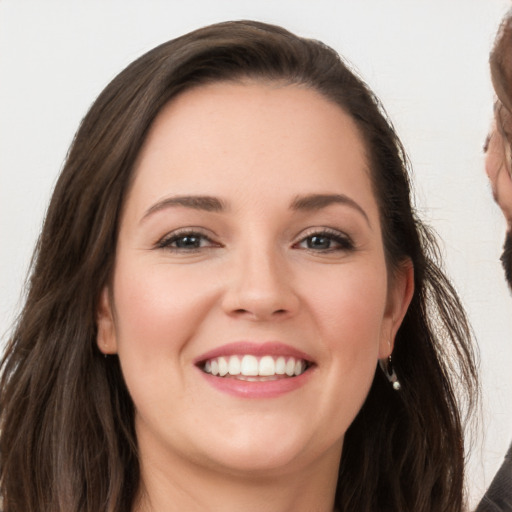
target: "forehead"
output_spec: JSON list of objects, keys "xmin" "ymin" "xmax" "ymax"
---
[{"xmin": 127, "ymin": 81, "xmax": 378, "ymax": 219}]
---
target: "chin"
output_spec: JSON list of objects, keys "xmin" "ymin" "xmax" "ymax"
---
[
  {"xmin": 501, "ymin": 231, "xmax": 512, "ymax": 290},
  {"xmin": 202, "ymin": 425, "xmax": 313, "ymax": 472},
  {"xmin": 194, "ymin": 417, "xmax": 343, "ymax": 477},
  {"xmin": 201, "ymin": 442, "xmax": 337, "ymax": 479},
  {"xmin": 211, "ymin": 448, "xmax": 304, "ymax": 475}
]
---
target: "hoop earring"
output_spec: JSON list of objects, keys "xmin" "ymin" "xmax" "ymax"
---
[{"xmin": 379, "ymin": 355, "xmax": 401, "ymax": 391}]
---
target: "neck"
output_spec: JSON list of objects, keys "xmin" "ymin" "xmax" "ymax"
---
[{"xmin": 133, "ymin": 439, "xmax": 341, "ymax": 512}]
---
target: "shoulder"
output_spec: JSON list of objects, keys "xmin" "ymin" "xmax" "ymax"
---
[{"xmin": 475, "ymin": 442, "xmax": 512, "ymax": 511}]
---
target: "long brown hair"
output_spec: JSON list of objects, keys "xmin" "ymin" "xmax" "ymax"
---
[{"xmin": 0, "ymin": 20, "xmax": 478, "ymax": 512}]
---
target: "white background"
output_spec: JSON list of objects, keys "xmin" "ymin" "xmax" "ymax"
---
[{"xmin": 0, "ymin": 0, "xmax": 511, "ymax": 505}]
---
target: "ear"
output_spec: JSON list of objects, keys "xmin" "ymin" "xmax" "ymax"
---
[
  {"xmin": 96, "ymin": 287, "xmax": 118, "ymax": 354},
  {"xmin": 379, "ymin": 259, "xmax": 414, "ymax": 358}
]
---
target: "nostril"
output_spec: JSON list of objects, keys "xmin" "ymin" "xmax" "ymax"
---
[{"xmin": 230, "ymin": 307, "xmax": 289, "ymax": 318}]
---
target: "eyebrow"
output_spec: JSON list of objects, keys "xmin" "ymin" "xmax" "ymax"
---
[
  {"xmin": 142, "ymin": 195, "xmax": 226, "ymax": 222},
  {"xmin": 290, "ymin": 193, "xmax": 370, "ymax": 226},
  {"xmin": 141, "ymin": 192, "xmax": 370, "ymax": 226}
]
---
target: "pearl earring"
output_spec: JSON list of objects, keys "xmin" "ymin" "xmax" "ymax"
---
[{"xmin": 379, "ymin": 355, "xmax": 401, "ymax": 391}]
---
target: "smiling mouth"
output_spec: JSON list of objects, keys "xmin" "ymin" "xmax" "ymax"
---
[{"xmin": 199, "ymin": 355, "xmax": 311, "ymax": 380}]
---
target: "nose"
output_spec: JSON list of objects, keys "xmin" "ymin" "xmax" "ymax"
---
[{"xmin": 221, "ymin": 246, "xmax": 300, "ymax": 321}]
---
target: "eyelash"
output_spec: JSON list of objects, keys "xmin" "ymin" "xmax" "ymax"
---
[
  {"xmin": 294, "ymin": 228, "xmax": 355, "ymax": 253},
  {"xmin": 155, "ymin": 230, "xmax": 219, "ymax": 252},
  {"xmin": 155, "ymin": 228, "xmax": 355, "ymax": 254}
]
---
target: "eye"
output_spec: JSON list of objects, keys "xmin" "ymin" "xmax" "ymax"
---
[
  {"xmin": 295, "ymin": 229, "xmax": 355, "ymax": 252},
  {"xmin": 156, "ymin": 230, "xmax": 219, "ymax": 252}
]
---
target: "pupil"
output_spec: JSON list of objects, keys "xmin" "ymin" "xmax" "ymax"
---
[
  {"xmin": 308, "ymin": 236, "xmax": 330, "ymax": 249},
  {"xmin": 177, "ymin": 236, "xmax": 200, "ymax": 248}
]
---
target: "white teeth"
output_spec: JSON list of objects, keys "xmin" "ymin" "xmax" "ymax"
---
[
  {"xmin": 218, "ymin": 356, "xmax": 228, "ymax": 377},
  {"xmin": 202, "ymin": 355, "xmax": 309, "ymax": 378},
  {"xmin": 285, "ymin": 358, "xmax": 295, "ymax": 376},
  {"xmin": 240, "ymin": 355, "xmax": 259, "ymax": 376},
  {"xmin": 228, "ymin": 355, "xmax": 241, "ymax": 375},
  {"xmin": 259, "ymin": 356, "xmax": 275, "ymax": 376},
  {"xmin": 275, "ymin": 356, "xmax": 286, "ymax": 375}
]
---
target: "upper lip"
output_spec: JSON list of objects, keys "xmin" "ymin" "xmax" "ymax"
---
[{"xmin": 194, "ymin": 341, "xmax": 315, "ymax": 365}]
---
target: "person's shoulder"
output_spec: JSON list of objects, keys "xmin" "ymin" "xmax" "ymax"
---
[{"xmin": 475, "ymin": 442, "xmax": 512, "ymax": 511}]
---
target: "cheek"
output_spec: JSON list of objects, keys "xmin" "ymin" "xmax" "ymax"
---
[
  {"xmin": 486, "ymin": 132, "xmax": 508, "ymax": 184},
  {"xmin": 112, "ymin": 261, "xmax": 218, "ymax": 360},
  {"xmin": 299, "ymin": 264, "xmax": 389, "ymax": 436},
  {"xmin": 303, "ymin": 262, "xmax": 389, "ymax": 362},
  {"xmin": 486, "ymin": 150, "xmax": 500, "ymax": 184}
]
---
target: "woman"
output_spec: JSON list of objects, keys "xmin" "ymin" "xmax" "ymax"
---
[
  {"xmin": 0, "ymin": 20, "xmax": 478, "ymax": 512},
  {"xmin": 477, "ymin": 10, "xmax": 512, "ymax": 512}
]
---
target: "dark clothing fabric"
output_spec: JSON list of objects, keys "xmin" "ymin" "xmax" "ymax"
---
[{"xmin": 476, "ymin": 443, "xmax": 512, "ymax": 511}]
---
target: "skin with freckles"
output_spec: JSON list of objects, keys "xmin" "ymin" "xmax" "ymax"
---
[{"xmin": 97, "ymin": 82, "xmax": 413, "ymax": 512}]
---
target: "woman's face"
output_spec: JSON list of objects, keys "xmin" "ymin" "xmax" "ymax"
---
[
  {"xmin": 97, "ymin": 82, "xmax": 412, "ymax": 479},
  {"xmin": 485, "ymin": 118, "xmax": 512, "ymax": 228}
]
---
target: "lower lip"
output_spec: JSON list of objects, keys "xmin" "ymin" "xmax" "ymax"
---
[{"xmin": 198, "ymin": 368, "xmax": 314, "ymax": 398}]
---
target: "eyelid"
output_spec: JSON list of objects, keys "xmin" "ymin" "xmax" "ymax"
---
[
  {"xmin": 155, "ymin": 227, "xmax": 221, "ymax": 251},
  {"xmin": 294, "ymin": 226, "xmax": 355, "ymax": 251}
]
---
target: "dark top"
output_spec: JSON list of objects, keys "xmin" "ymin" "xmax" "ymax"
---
[{"xmin": 475, "ymin": 442, "xmax": 512, "ymax": 511}]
